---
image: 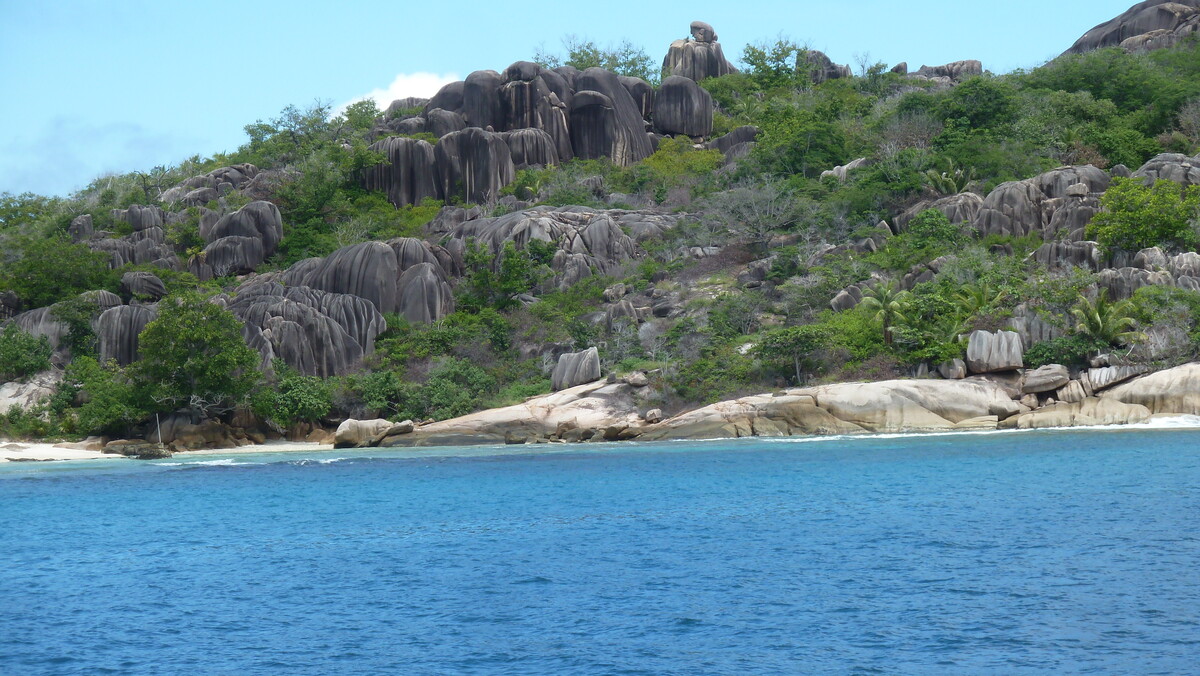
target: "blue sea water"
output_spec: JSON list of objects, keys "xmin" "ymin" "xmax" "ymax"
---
[{"xmin": 1, "ymin": 428, "xmax": 1199, "ymax": 675}]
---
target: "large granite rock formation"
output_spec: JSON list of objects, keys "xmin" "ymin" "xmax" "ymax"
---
[
  {"xmin": 462, "ymin": 70, "xmax": 504, "ymax": 130},
  {"xmin": 972, "ymin": 165, "xmax": 1109, "ymax": 240},
  {"xmin": 804, "ymin": 50, "xmax": 852, "ymax": 84},
  {"xmin": 571, "ymin": 68, "xmax": 654, "ymax": 166},
  {"xmin": 965, "ymin": 330, "xmax": 1024, "ymax": 373},
  {"xmin": 160, "ymin": 164, "xmax": 260, "ymax": 204},
  {"xmin": 191, "ymin": 201, "xmax": 283, "ymax": 278},
  {"xmin": 223, "ymin": 281, "xmax": 386, "ymax": 377},
  {"xmin": 499, "ymin": 61, "xmax": 574, "ymax": 161},
  {"xmin": 95, "ymin": 304, "xmax": 157, "ymax": 366},
  {"xmin": 1133, "ymin": 152, "xmax": 1200, "ymax": 186},
  {"xmin": 499, "ymin": 128, "xmax": 560, "ymax": 169},
  {"xmin": 281, "ymin": 240, "xmax": 455, "ymax": 322},
  {"xmin": 551, "ymin": 347, "xmax": 601, "ymax": 391},
  {"xmin": 120, "ymin": 271, "xmax": 167, "ymax": 301},
  {"xmin": 364, "ymin": 137, "xmax": 439, "ymax": 207},
  {"xmin": 1102, "ymin": 362, "xmax": 1200, "ymax": 413},
  {"xmin": 434, "ymin": 127, "xmax": 516, "ymax": 204},
  {"xmin": 663, "ymin": 21, "xmax": 738, "ymax": 82},
  {"xmin": 1063, "ymin": 0, "xmax": 1200, "ymax": 54},
  {"xmin": 653, "ymin": 76, "xmax": 713, "ymax": 137}
]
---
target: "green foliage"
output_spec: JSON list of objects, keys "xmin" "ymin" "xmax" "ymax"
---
[
  {"xmin": 457, "ymin": 241, "xmax": 549, "ymax": 312},
  {"xmin": 755, "ymin": 324, "xmax": 831, "ymax": 383},
  {"xmin": 0, "ymin": 191, "xmax": 62, "ymax": 229},
  {"xmin": 338, "ymin": 99, "xmax": 381, "ymax": 132},
  {"xmin": 252, "ymin": 361, "xmax": 332, "ymax": 428},
  {"xmin": 50, "ymin": 296, "xmax": 101, "ymax": 359},
  {"xmin": 0, "ymin": 235, "xmax": 117, "ymax": 308},
  {"xmin": 741, "ymin": 39, "xmax": 809, "ymax": 91},
  {"xmin": 1088, "ymin": 177, "xmax": 1200, "ymax": 253},
  {"xmin": 871, "ymin": 209, "xmax": 970, "ymax": 270},
  {"xmin": 534, "ymin": 36, "xmax": 658, "ymax": 83},
  {"xmin": 130, "ymin": 293, "xmax": 261, "ymax": 417},
  {"xmin": 859, "ymin": 281, "xmax": 911, "ymax": 345},
  {"xmin": 1024, "ymin": 335, "xmax": 1106, "ymax": 369},
  {"xmin": 0, "ymin": 324, "xmax": 51, "ymax": 382},
  {"xmin": 753, "ymin": 106, "xmax": 847, "ymax": 177},
  {"xmin": 59, "ymin": 357, "xmax": 147, "ymax": 436},
  {"xmin": 1071, "ymin": 290, "xmax": 1144, "ymax": 348}
]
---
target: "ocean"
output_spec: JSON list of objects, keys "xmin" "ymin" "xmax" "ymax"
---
[{"xmin": 2, "ymin": 426, "xmax": 1198, "ymax": 674}]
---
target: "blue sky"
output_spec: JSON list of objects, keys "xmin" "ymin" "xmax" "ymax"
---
[{"xmin": 0, "ymin": 0, "xmax": 1139, "ymax": 197}]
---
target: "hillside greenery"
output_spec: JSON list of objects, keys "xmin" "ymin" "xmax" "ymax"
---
[{"xmin": 5, "ymin": 34, "xmax": 1200, "ymax": 439}]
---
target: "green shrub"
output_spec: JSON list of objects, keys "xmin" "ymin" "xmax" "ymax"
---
[
  {"xmin": 1024, "ymin": 335, "xmax": 1107, "ymax": 369},
  {"xmin": 1088, "ymin": 177, "xmax": 1200, "ymax": 254},
  {"xmin": 0, "ymin": 324, "xmax": 51, "ymax": 382}
]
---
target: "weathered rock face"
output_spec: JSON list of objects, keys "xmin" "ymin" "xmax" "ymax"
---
[
  {"xmin": 112, "ymin": 205, "xmax": 165, "ymax": 231},
  {"xmin": 820, "ymin": 158, "xmax": 869, "ymax": 182},
  {"xmin": 120, "ymin": 271, "xmax": 167, "ymax": 301},
  {"xmin": 226, "ymin": 281, "xmax": 386, "ymax": 377},
  {"xmin": 0, "ymin": 371, "xmax": 61, "ymax": 413},
  {"xmin": 1133, "ymin": 152, "xmax": 1200, "ymax": 186},
  {"xmin": 965, "ymin": 330, "xmax": 1024, "ymax": 374},
  {"xmin": 280, "ymin": 240, "xmax": 455, "ymax": 323},
  {"xmin": 95, "ymin": 304, "xmax": 158, "ymax": 366},
  {"xmin": 1097, "ymin": 267, "xmax": 1173, "ymax": 300},
  {"xmin": 434, "ymin": 127, "xmax": 516, "ymax": 204},
  {"xmin": 190, "ymin": 201, "xmax": 283, "ymax": 279},
  {"xmin": 160, "ymin": 164, "xmax": 260, "ymax": 203},
  {"xmin": 1102, "ymin": 362, "xmax": 1200, "ymax": 414},
  {"xmin": 1016, "ymin": 397, "xmax": 1152, "ymax": 429},
  {"xmin": 804, "ymin": 50, "xmax": 851, "ymax": 84},
  {"xmin": 1022, "ymin": 364, "xmax": 1070, "ymax": 394},
  {"xmin": 89, "ymin": 225, "xmax": 178, "ymax": 270},
  {"xmin": 444, "ymin": 206, "xmax": 640, "ymax": 289},
  {"xmin": 499, "ymin": 128, "xmax": 560, "ymax": 169},
  {"xmin": 1030, "ymin": 241, "xmax": 1102, "ymax": 271},
  {"xmin": 653, "ymin": 76, "xmax": 713, "ymax": 137},
  {"xmin": 643, "ymin": 378, "xmax": 1020, "ymax": 440},
  {"xmin": 462, "ymin": 70, "xmax": 504, "ymax": 130},
  {"xmin": 69, "ymin": 214, "xmax": 94, "ymax": 242},
  {"xmin": 551, "ymin": 347, "xmax": 602, "ymax": 391},
  {"xmin": 364, "ymin": 137, "xmax": 438, "ymax": 207},
  {"xmin": 972, "ymin": 166, "xmax": 1108, "ymax": 239},
  {"xmin": 705, "ymin": 126, "xmax": 759, "ymax": 154},
  {"xmin": 571, "ymin": 68, "xmax": 654, "ymax": 166},
  {"xmin": 915, "ymin": 60, "xmax": 983, "ymax": 81},
  {"xmin": 1063, "ymin": 0, "xmax": 1200, "ymax": 55},
  {"xmin": 620, "ymin": 76, "xmax": 655, "ymax": 121},
  {"xmin": 334, "ymin": 418, "xmax": 394, "ymax": 448},
  {"xmin": 499, "ymin": 61, "xmax": 574, "ymax": 161},
  {"xmin": 425, "ymin": 108, "xmax": 468, "ymax": 138},
  {"xmin": 380, "ymin": 380, "xmax": 644, "ymax": 447},
  {"xmin": 663, "ymin": 22, "xmax": 737, "ymax": 82}
]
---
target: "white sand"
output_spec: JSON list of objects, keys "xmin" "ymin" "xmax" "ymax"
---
[{"xmin": 0, "ymin": 442, "xmax": 121, "ymax": 463}]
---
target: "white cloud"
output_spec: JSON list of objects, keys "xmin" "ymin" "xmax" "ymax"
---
[{"xmin": 338, "ymin": 72, "xmax": 460, "ymax": 114}]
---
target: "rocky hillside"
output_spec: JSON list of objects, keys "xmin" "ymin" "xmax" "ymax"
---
[{"xmin": 5, "ymin": 5, "xmax": 1200, "ymax": 447}]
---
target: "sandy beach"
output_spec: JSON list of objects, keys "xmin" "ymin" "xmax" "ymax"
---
[{"xmin": 0, "ymin": 440, "xmax": 335, "ymax": 463}]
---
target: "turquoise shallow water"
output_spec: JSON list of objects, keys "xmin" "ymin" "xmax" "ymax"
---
[{"xmin": 1, "ymin": 428, "xmax": 1198, "ymax": 675}]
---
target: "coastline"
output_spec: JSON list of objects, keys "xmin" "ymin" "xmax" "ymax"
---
[{"xmin": 5, "ymin": 415, "xmax": 1200, "ymax": 465}]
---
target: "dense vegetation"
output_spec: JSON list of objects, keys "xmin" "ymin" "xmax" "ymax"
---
[{"xmin": 4, "ymin": 32, "xmax": 1200, "ymax": 440}]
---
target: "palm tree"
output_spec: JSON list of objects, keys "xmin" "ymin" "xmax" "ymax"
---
[
  {"xmin": 860, "ymin": 281, "xmax": 911, "ymax": 345},
  {"xmin": 955, "ymin": 280, "xmax": 1007, "ymax": 321},
  {"xmin": 1071, "ymin": 290, "xmax": 1145, "ymax": 349}
]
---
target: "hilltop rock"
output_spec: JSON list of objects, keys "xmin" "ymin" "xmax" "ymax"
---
[
  {"xmin": 804, "ymin": 50, "xmax": 852, "ymax": 84},
  {"xmin": 663, "ymin": 22, "xmax": 737, "ymax": 82},
  {"xmin": 1064, "ymin": 0, "xmax": 1200, "ymax": 54},
  {"xmin": 653, "ymin": 76, "xmax": 713, "ymax": 137},
  {"xmin": 462, "ymin": 70, "xmax": 504, "ymax": 130},
  {"xmin": 915, "ymin": 60, "xmax": 983, "ymax": 81},
  {"xmin": 551, "ymin": 347, "xmax": 601, "ymax": 391},
  {"xmin": 191, "ymin": 201, "xmax": 283, "ymax": 278},
  {"xmin": 499, "ymin": 62, "xmax": 574, "ymax": 161}
]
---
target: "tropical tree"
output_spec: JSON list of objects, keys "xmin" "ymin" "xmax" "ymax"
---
[
  {"xmin": 755, "ymin": 324, "xmax": 830, "ymax": 384},
  {"xmin": 859, "ymin": 281, "xmax": 911, "ymax": 346},
  {"xmin": 130, "ymin": 293, "xmax": 261, "ymax": 420},
  {"xmin": 1071, "ymin": 289, "xmax": 1144, "ymax": 350}
]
